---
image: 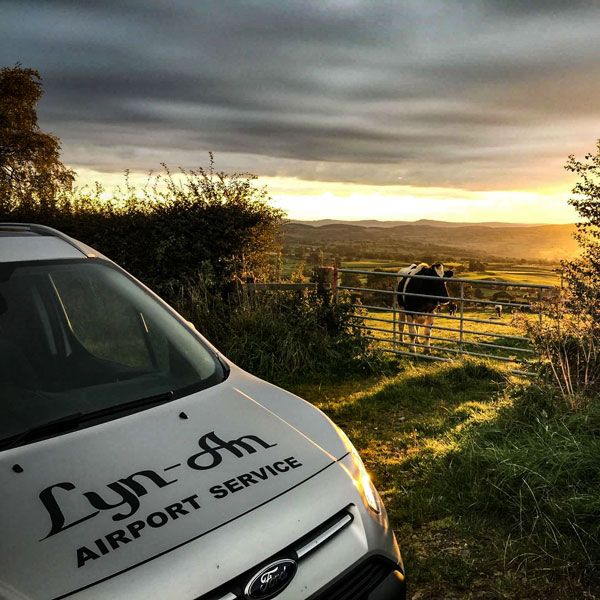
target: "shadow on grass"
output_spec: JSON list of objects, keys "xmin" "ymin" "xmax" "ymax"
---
[
  {"xmin": 287, "ymin": 359, "xmax": 600, "ymax": 598},
  {"xmin": 292, "ymin": 359, "xmax": 508, "ymax": 525},
  {"xmin": 329, "ymin": 362, "xmax": 503, "ymax": 460}
]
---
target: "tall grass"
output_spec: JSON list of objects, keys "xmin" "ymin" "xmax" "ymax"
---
[
  {"xmin": 298, "ymin": 358, "xmax": 600, "ymax": 593},
  {"xmin": 173, "ymin": 284, "xmax": 387, "ymax": 383},
  {"xmin": 530, "ymin": 318, "xmax": 599, "ymax": 408},
  {"xmin": 444, "ymin": 391, "xmax": 600, "ymax": 577}
]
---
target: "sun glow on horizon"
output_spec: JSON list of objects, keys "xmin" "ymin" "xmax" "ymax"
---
[{"xmin": 73, "ymin": 167, "xmax": 578, "ymax": 225}]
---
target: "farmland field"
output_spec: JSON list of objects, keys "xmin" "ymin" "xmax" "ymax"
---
[
  {"xmin": 282, "ymin": 221, "xmax": 578, "ymax": 263},
  {"xmin": 458, "ymin": 265, "xmax": 560, "ymax": 286},
  {"xmin": 336, "ymin": 261, "xmax": 559, "ymax": 368},
  {"xmin": 341, "ymin": 261, "xmax": 561, "ymax": 286},
  {"xmin": 283, "ymin": 255, "xmax": 561, "ymax": 288},
  {"xmin": 356, "ymin": 307, "xmax": 535, "ymax": 367},
  {"xmin": 280, "ymin": 254, "xmax": 560, "ymax": 368}
]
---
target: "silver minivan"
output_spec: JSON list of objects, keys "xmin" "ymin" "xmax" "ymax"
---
[{"xmin": 0, "ymin": 224, "xmax": 406, "ymax": 600}]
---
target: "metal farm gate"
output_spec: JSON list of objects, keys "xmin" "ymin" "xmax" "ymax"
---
[{"xmin": 336, "ymin": 268, "xmax": 557, "ymax": 373}]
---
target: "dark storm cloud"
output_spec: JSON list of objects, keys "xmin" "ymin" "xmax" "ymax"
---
[
  {"xmin": 1, "ymin": 0, "xmax": 599, "ymax": 188},
  {"xmin": 480, "ymin": 0, "xmax": 596, "ymax": 16}
]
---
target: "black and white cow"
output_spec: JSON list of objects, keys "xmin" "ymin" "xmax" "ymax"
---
[{"xmin": 396, "ymin": 263, "xmax": 454, "ymax": 354}]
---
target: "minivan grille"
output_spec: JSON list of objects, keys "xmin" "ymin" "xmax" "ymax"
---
[
  {"xmin": 310, "ymin": 557, "xmax": 395, "ymax": 600},
  {"xmin": 197, "ymin": 509, "xmax": 353, "ymax": 600}
]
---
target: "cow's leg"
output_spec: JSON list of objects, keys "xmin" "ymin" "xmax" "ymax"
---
[
  {"xmin": 398, "ymin": 310, "xmax": 406, "ymax": 343},
  {"xmin": 406, "ymin": 315, "xmax": 418, "ymax": 353},
  {"xmin": 421, "ymin": 314, "xmax": 435, "ymax": 355},
  {"xmin": 412, "ymin": 315, "xmax": 430, "ymax": 353}
]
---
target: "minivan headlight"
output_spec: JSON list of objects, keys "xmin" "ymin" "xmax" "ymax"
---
[
  {"xmin": 336, "ymin": 427, "xmax": 382, "ymax": 514},
  {"xmin": 360, "ymin": 468, "xmax": 381, "ymax": 515}
]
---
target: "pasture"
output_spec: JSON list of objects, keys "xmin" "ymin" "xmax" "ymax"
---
[
  {"xmin": 342, "ymin": 261, "xmax": 561, "ymax": 286},
  {"xmin": 459, "ymin": 265, "xmax": 560, "ymax": 286},
  {"xmin": 288, "ymin": 361, "xmax": 600, "ymax": 600},
  {"xmin": 339, "ymin": 263, "xmax": 555, "ymax": 369},
  {"xmin": 359, "ymin": 306, "xmax": 535, "ymax": 365}
]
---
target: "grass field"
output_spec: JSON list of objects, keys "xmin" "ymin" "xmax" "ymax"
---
[
  {"xmin": 281, "ymin": 257, "xmax": 561, "ymax": 291},
  {"xmin": 287, "ymin": 361, "xmax": 599, "ymax": 599},
  {"xmin": 357, "ymin": 307, "xmax": 535, "ymax": 367},
  {"xmin": 459, "ymin": 265, "xmax": 560, "ymax": 286},
  {"xmin": 340, "ymin": 261, "xmax": 561, "ymax": 287},
  {"xmin": 335, "ymin": 261, "xmax": 559, "ymax": 368}
]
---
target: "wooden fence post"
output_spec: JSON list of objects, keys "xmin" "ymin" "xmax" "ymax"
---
[
  {"xmin": 332, "ymin": 264, "xmax": 339, "ymax": 303},
  {"xmin": 392, "ymin": 290, "xmax": 398, "ymax": 350},
  {"xmin": 316, "ymin": 266, "xmax": 335, "ymax": 304},
  {"xmin": 459, "ymin": 281, "xmax": 465, "ymax": 354}
]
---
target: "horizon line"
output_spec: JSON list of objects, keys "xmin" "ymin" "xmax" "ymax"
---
[{"xmin": 286, "ymin": 218, "xmax": 576, "ymax": 226}]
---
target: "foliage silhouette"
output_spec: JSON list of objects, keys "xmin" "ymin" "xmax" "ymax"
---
[{"xmin": 0, "ymin": 65, "xmax": 74, "ymax": 215}]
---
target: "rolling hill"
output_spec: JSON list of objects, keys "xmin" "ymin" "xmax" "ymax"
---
[
  {"xmin": 288, "ymin": 219, "xmax": 549, "ymax": 228},
  {"xmin": 282, "ymin": 220, "xmax": 578, "ymax": 261}
]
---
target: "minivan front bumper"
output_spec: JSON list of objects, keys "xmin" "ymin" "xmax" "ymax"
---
[
  {"xmin": 370, "ymin": 568, "xmax": 407, "ymax": 600},
  {"xmin": 308, "ymin": 554, "xmax": 406, "ymax": 600}
]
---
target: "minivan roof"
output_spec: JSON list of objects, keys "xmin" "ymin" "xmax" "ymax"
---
[{"xmin": 0, "ymin": 223, "xmax": 103, "ymax": 263}]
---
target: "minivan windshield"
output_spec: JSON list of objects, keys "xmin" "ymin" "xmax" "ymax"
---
[{"xmin": 0, "ymin": 259, "xmax": 224, "ymax": 448}]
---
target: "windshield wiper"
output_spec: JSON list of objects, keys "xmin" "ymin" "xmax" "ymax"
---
[
  {"xmin": 0, "ymin": 391, "xmax": 174, "ymax": 451},
  {"xmin": 0, "ymin": 412, "xmax": 86, "ymax": 451}
]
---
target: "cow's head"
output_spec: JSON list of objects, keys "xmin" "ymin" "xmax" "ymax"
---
[{"xmin": 426, "ymin": 263, "xmax": 454, "ymax": 305}]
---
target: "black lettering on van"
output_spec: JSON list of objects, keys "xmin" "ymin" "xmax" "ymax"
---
[
  {"xmin": 77, "ymin": 545, "xmax": 99, "ymax": 568},
  {"xmin": 83, "ymin": 470, "xmax": 177, "ymax": 521},
  {"xmin": 106, "ymin": 529, "xmax": 131, "ymax": 550},
  {"xmin": 39, "ymin": 430, "xmax": 276, "ymax": 539},
  {"xmin": 147, "ymin": 511, "xmax": 169, "ymax": 528},
  {"xmin": 40, "ymin": 470, "xmax": 176, "ymax": 538},
  {"xmin": 76, "ymin": 492, "xmax": 203, "ymax": 568},
  {"xmin": 127, "ymin": 520, "xmax": 146, "ymax": 539},
  {"xmin": 164, "ymin": 502, "xmax": 188, "ymax": 520},
  {"xmin": 181, "ymin": 494, "xmax": 201, "ymax": 510},
  {"xmin": 40, "ymin": 483, "xmax": 99, "ymax": 539},
  {"xmin": 209, "ymin": 484, "xmax": 228, "ymax": 499},
  {"xmin": 94, "ymin": 538, "xmax": 110, "ymax": 556},
  {"xmin": 187, "ymin": 432, "xmax": 277, "ymax": 470},
  {"xmin": 285, "ymin": 457, "xmax": 303, "ymax": 469},
  {"xmin": 251, "ymin": 467, "xmax": 269, "ymax": 481}
]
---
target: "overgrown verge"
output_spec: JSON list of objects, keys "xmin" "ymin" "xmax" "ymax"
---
[
  {"xmin": 435, "ymin": 382, "xmax": 600, "ymax": 583},
  {"xmin": 174, "ymin": 285, "xmax": 388, "ymax": 383},
  {"xmin": 289, "ymin": 359, "xmax": 600, "ymax": 598}
]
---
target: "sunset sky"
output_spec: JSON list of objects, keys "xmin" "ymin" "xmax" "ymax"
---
[{"xmin": 3, "ymin": 1, "xmax": 599, "ymax": 223}]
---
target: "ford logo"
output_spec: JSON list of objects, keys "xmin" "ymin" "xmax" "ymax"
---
[{"xmin": 244, "ymin": 558, "xmax": 298, "ymax": 600}]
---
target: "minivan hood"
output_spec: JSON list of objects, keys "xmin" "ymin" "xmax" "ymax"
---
[{"xmin": 0, "ymin": 381, "xmax": 337, "ymax": 600}]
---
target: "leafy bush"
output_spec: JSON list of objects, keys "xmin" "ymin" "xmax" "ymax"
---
[
  {"xmin": 563, "ymin": 140, "xmax": 600, "ymax": 324},
  {"xmin": 2, "ymin": 160, "xmax": 283, "ymax": 299},
  {"xmin": 512, "ymin": 140, "xmax": 600, "ymax": 412},
  {"xmin": 173, "ymin": 284, "xmax": 387, "ymax": 383}
]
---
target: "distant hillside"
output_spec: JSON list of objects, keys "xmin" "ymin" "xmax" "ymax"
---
[
  {"xmin": 289, "ymin": 218, "xmax": 552, "ymax": 229},
  {"xmin": 282, "ymin": 221, "xmax": 578, "ymax": 261}
]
